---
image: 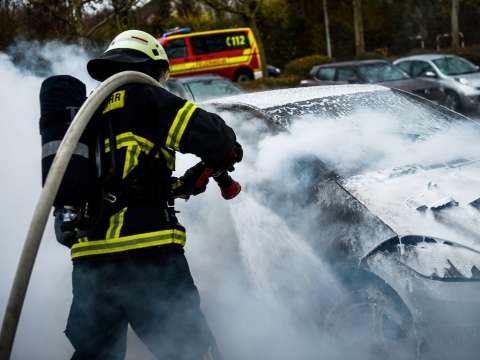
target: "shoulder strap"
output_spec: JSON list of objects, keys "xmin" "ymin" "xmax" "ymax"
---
[{"xmin": 101, "ymin": 140, "xmax": 167, "ymax": 215}]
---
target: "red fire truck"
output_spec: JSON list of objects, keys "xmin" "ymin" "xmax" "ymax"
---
[{"xmin": 159, "ymin": 27, "xmax": 263, "ymax": 82}]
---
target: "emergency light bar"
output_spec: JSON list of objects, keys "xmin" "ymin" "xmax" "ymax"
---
[{"xmin": 161, "ymin": 27, "xmax": 191, "ymax": 38}]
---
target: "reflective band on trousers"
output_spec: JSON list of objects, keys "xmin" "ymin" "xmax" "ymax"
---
[
  {"xmin": 70, "ymin": 229, "xmax": 186, "ymax": 259},
  {"xmin": 42, "ymin": 140, "xmax": 88, "ymax": 159},
  {"xmin": 166, "ymin": 101, "xmax": 197, "ymax": 151}
]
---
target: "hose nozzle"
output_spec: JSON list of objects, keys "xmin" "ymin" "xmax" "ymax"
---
[{"xmin": 212, "ymin": 171, "xmax": 241, "ymax": 199}]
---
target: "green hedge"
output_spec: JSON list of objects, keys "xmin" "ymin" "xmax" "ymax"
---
[
  {"xmin": 445, "ymin": 47, "xmax": 480, "ymax": 65},
  {"xmin": 355, "ymin": 51, "xmax": 387, "ymax": 60},
  {"xmin": 240, "ymin": 75, "xmax": 302, "ymax": 91},
  {"xmin": 284, "ymin": 55, "xmax": 333, "ymax": 77}
]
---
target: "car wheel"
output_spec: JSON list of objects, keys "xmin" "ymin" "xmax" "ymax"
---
[
  {"xmin": 324, "ymin": 281, "xmax": 419, "ymax": 359},
  {"xmin": 443, "ymin": 91, "xmax": 461, "ymax": 111},
  {"xmin": 234, "ymin": 69, "xmax": 254, "ymax": 82}
]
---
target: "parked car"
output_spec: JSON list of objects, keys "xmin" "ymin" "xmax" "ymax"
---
[
  {"xmin": 165, "ymin": 74, "xmax": 244, "ymax": 102},
  {"xmin": 206, "ymin": 85, "xmax": 480, "ymax": 359},
  {"xmin": 394, "ymin": 54, "xmax": 480, "ymax": 111},
  {"xmin": 267, "ymin": 64, "xmax": 281, "ymax": 77},
  {"xmin": 159, "ymin": 27, "xmax": 263, "ymax": 82},
  {"xmin": 301, "ymin": 59, "xmax": 446, "ymax": 104}
]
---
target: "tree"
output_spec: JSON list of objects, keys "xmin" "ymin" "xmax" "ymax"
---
[
  {"xmin": 0, "ymin": 0, "xmax": 17, "ymax": 48},
  {"xmin": 199, "ymin": 0, "xmax": 267, "ymax": 77},
  {"xmin": 84, "ymin": 0, "xmax": 143, "ymax": 38},
  {"xmin": 352, "ymin": 0, "xmax": 365, "ymax": 56},
  {"xmin": 451, "ymin": 0, "xmax": 460, "ymax": 48},
  {"xmin": 173, "ymin": 0, "xmax": 201, "ymax": 18},
  {"xmin": 323, "ymin": 0, "xmax": 332, "ymax": 57}
]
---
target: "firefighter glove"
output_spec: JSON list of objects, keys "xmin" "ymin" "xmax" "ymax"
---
[
  {"xmin": 224, "ymin": 142, "xmax": 243, "ymax": 171},
  {"xmin": 173, "ymin": 162, "xmax": 210, "ymax": 199}
]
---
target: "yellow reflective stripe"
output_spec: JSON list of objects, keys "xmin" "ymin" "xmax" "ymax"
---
[
  {"xmin": 170, "ymin": 54, "xmax": 253, "ymax": 75},
  {"xmin": 106, "ymin": 207, "xmax": 127, "ymax": 239},
  {"xmin": 105, "ymin": 132, "xmax": 176, "ymax": 171},
  {"xmin": 71, "ymin": 229, "xmax": 186, "ymax": 259},
  {"xmin": 166, "ymin": 102, "xmax": 196, "ymax": 151},
  {"xmin": 178, "ymin": 104, "xmax": 196, "ymax": 146},
  {"xmin": 105, "ymin": 132, "xmax": 154, "ymax": 153},
  {"xmin": 161, "ymin": 148, "xmax": 176, "ymax": 171},
  {"xmin": 103, "ymin": 90, "xmax": 125, "ymax": 114},
  {"xmin": 122, "ymin": 144, "xmax": 141, "ymax": 178}
]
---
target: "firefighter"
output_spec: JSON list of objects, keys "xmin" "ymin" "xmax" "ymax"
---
[{"xmin": 64, "ymin": 30, "xmax": 242, "ymax": 360}]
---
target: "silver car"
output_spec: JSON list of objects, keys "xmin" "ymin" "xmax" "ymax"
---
[
  {"xmin": 165, "ymin": 74, "xmax": 244, "ymax": 102},
  {"xmin": 394, "ymin": 54, "xmax": 480, "ymax": 111}
]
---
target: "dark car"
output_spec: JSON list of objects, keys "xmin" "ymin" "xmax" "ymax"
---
[
  {"xmin": 301, "ymin": 59, "xmax": 446, "ymax": 104},
  {"xmin": 165, "ymin": 74, "xmax": 244, "ymax": 102},
  {"xmin": 203, "ymin": 85, "xmax": 480, "ymax": 359}
]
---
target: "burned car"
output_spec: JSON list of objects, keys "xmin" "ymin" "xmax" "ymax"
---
[{"xmin": 206, "ymin": 85, "xmax": 480, "ymax": 359}]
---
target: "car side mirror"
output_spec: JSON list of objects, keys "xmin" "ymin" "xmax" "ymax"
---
[{"xmin": 424, "ymin": 71, "xmax": 437, "ymax": 78}]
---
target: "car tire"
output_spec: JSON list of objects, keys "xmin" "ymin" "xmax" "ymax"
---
[
  {"xmin": 324, "ymin": 279, "xmax": 419, "ymax": 359},
  {"xmin": 234, "ymin": 68, "xmax": 254, "ymax": 82},
  {"xmin": 443, "ymin": 90, "xmax": 461, "ymax": 111}
]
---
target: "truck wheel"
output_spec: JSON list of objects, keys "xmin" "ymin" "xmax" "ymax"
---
[{"xmin": 234, "ymin": 69, "xmax": 254, "ymax": 82}]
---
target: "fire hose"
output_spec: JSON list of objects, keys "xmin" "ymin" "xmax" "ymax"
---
[{"xmin": 0, "ymin": 70, "xmax": 239, "ymax": 359}]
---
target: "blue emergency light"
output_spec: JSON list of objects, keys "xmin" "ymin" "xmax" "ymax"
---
[{"xmin": 161, "ymin": 27, "xmax": 192, "ymax": 38}]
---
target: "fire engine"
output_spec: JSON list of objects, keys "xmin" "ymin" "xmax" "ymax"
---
[{"xmin": 159, "ymin": 27, "xmax": 263, "ymax": 82}]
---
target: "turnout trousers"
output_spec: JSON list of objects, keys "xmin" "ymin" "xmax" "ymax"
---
[{"xmin": 65, "ymin": 247, "xmax": 220, "ymax": 360}]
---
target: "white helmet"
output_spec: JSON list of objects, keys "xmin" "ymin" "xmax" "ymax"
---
[{"xmin": 88, "ymin": 30, "xmax": 169, "ymax": 81}]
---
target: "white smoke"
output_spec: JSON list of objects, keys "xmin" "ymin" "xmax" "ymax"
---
[
  {"xmin": 1, "ymin": 41, "xmax": 479, "ymax": 360},
  {"xmin": 0, "ymin": 44, "xmax": 87, "ymax": 359}
]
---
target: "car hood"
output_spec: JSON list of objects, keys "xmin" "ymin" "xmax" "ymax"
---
[
  {"xmin": 450, "ymin": 71, "xmax": 480, "ymax": 87},
  {"xmin": 342, "ymin": 159, "xmax": 480, "ymax": 252},
  {"xmin": 379, "ymin": 78, "xmax": 438, "ymax": 91}
]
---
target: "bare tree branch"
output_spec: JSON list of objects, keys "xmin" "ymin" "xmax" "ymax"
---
[
  {"xmin": 85, "ymin": 0, "xmax": 141, "ymax": 38},
  {"xmin": 201, "ymin": 0, "xmax": 245, "ymax": 16}
]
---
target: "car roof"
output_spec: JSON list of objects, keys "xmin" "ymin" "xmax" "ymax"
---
[
  {"xmin": 395, "ymin": 54, "xmax": 458, "ymax": 62},
  {"xmin": 168, "ymin": 74, "xmax": 227, "ymax": 83},
  {"xmin": 208, "ymin": 84, "xmax": 388, "ymax": 109},
  {"xmin": 316, "ymin": 59, "xmax": 388, "ymax": 68}
]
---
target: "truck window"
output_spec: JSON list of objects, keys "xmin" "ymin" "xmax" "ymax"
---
[
  {"xmin": 190, "ymin": 32, "xmax": 251, "ymax": 55},
  {"xmin": 164, "ymin": 39, "xmax": 187, "ymax": 59}
]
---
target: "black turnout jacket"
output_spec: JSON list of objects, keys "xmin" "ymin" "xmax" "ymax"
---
[{"xmin": 70, "ymin": 83, "xmax": 237, "ymax": 260}]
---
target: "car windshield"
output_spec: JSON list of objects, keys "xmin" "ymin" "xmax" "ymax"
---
[
  {"xmin": 212, "ymin": 89, "xmax": 479, "ymax": 178},
  {"xmin": 187, "ymin": 78, "xmax": 243, "ymax": 101},
  {"xmin": 356, "ymin": 63, "xmax": 409, "ymax": 82},
  {"xmin": 432, "ymin": 56, "xmax": 478, "ymax": 76}
]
